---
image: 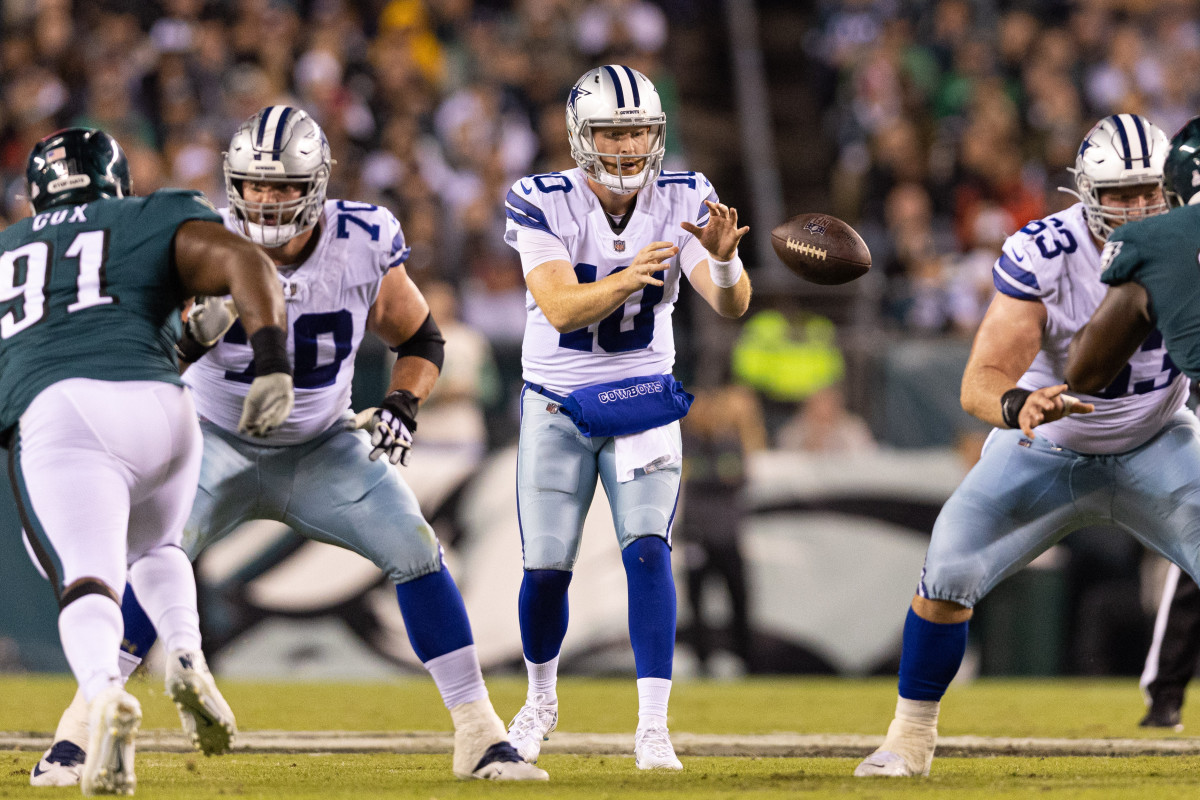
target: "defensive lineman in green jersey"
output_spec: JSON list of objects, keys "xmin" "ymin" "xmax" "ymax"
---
[
  {"xmin": 9, "ymin": 127, "xmax": 293, "ymax": 796},
  {"xmin": 0, "ymin": 190, "xmax": 218, "ymax": 436}
]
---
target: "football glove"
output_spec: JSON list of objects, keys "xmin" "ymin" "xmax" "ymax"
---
[
  {"xmin": 238, "ymin": 372, "xmax": 294, "ymax": 437},
  {"xmin": 368, "ymin": 390, "xmax": 419, "ymax": 466},
  {"xmin": 188, "ymin": 296, "xmax": 238, "ymax": 347}
]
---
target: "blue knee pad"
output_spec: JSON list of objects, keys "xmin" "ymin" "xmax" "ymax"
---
[
  {"xmin": 897, "ymin": 606, "xmax": 969, "ymax": 702},
  {"xmin": 394, "ymin": 567, "xmax": 474, "ymax": 663},
  {"xmin": 121, "ymin": 584, "xmax": 158, "ymax": 658},
  {"xmin": 519, "ymin": 568, "xmax": 573, "ymax": 663},
  {"xmin": 622, "ymin": 536, "xmax": 675, "ymax": 680}
]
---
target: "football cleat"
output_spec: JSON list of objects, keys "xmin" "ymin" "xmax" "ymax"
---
[
  {"xmin": 634, "ymin": 723, "xmax": 683, "ymax": 771},
  {"xmin": 165, "ymin": 650, "xmax": 237, "ymax": 756},
  {"xmin": 1140, "ymin": 704, "xmax": 1184, "ymax": 731},
  {"xmin": 30, "ymin": 739, "xmax": 86, "ymax": 787},
  {"xmin": 451, "ymin": 697, "xmax": 548, "ymax": 781},
  {"xmin": 506, "ymin": 693, "xmax": 558, "ymax": 764},
  {"xmin": 80, "ymin": 686, "xmax": 141, "ymax": 796},
  {"xmin": 854, "ymin": 716, "xmax": 936, "ymax": 777}
]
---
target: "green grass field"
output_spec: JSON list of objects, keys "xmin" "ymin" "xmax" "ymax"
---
[{"xmin": 6, "ymin": 675, "xmax": 1200, "ymax": 798}]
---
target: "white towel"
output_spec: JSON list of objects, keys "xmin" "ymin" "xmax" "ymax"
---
[{"xmin": 614, "ymin": 422, "xmax": 682, "ymax": 483}]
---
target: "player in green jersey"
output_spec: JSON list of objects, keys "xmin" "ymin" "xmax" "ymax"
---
[{"xmin": 6, "ymin": 127, "xmax": 293, "ymax": 795}]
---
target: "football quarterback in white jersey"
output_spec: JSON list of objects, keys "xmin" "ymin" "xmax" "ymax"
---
[
  {"xmin": 31, "ymin": 106, "xmax": 548, "ymax": 787},
  {"xmin": 855, "ymin": 115, "xmax": 1200, "ymax": 779},
  {"xmin": 502, "ymin": 65, "xmax": 751, "ymax": 771}
]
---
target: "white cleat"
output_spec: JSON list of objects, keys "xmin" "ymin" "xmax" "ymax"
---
[
  {"xmin": 30, "ymin": 740, "xmax": 87, "ymax": 787},
  {"xmin": 854, "ymin": 749, "xmax": 926, "ymax": 776},
  {"xmin": 164, "ymin": 650, "xmax": 237, "ymax": 756},
  {"xmin": 80, "ymin": 686, "xmax": 141, "ymax": 796},
  {"xmin": 634, "ymin": 723, "xmax": 683, "ymax": 771},
  {"xmin": 854, "ymin": 716, "xmax": 936, "ymax": 777},
  {"xmin": 451, "ymin": 697, "xmax": 549, "ymax": 781},
  {"xmin": 506, "ymin": 693, "xmax": 559, "ymax": 764}
]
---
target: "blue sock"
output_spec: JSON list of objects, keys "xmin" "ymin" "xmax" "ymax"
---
[
  {"xmin": 121, "ymin": 584, "xmax": 158, "ymax": 658},
  {"xmin": 897, "ymin": 606, "xmax": 969, "ymax": 701},
  {"xmin": 394, "ymin": 567, "xmax": 474, "ymax": 663},
  {"xmin": 622, "ymin": 536, "xmax": 675, "ymax": 680},
  {"xmin": 518, "ymin": 569, "xmax": 572, "ymax": 663}
]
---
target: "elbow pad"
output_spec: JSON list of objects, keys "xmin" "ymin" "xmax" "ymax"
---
[{"xmin": 391, "ymin": 311, "xmax": 445, "ymax": 371}]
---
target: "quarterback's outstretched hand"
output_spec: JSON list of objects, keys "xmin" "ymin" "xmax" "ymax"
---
[
  {"xmin": 238, "ymin": 373, "xmax": 294, "ymax": 437},
  {"xmin": 681, "ymin": 200, "xmax": 749, "ymax": 262},
  {"xmin": 1019, "ymin": 383, "xmax": 1094, "ymax": 438},
  {"xmin": 367, "ymin": 390, "xmax": 420, "ymax": 466},
  {"xmin": 188, "ymin": 296, "xmax": 239, "ymax": 346}
]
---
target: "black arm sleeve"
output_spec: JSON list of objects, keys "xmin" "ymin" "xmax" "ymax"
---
[{"xmin": 390, "ymin": 311, "xmax": 445, "ymax": 371}]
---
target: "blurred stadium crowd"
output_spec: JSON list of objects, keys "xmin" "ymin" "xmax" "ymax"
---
[{"xmin": 808, "ymin": 0, "xmax": 1200, "ymax": 336}]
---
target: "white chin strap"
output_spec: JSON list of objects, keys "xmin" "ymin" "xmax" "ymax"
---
[{"xmin": 243, "ymin": 220, "xmax": 302, "ymax": 247}]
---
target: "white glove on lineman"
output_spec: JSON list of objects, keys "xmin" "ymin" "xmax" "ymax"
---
[
  {"xmin": 188, "ymin": 296, "xmax": 239, "ymax": 346},
  {"xmin": 238, "ymin": 373, "xmax": 295, "ymax": 437},
  {"xmin": 368, "ymin": 406, "xmax": 414, "ymax": 466}
]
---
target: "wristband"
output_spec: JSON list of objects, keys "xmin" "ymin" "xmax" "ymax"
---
[
  {"xmin": 249, "ymin": 325, "xmax": 292, "ymax": 377},
  {"xmin": 708, "ymin": 252, "xmax": 743, "ymax": 288},
  {"xmin": 1000, "ymin": 388, "xmax": 1031, "ymax": 429},
  {"xmin": 381, "ymin": 389, "xmax": 419, "ymax": 432},
  {"xmin": 175, "ymin": 325, "xmax": 214, "ymax": 364}
]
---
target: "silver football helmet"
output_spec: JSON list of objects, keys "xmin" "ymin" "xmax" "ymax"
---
[
  {"xmin": 224, "ymin": 105, "xmax": 332, "ymax": 247},
  {"xmin": 1067, "ymin": 113, "xmax": 1169, "ymax": 240},
  {"xmin": 566, "ymin": 65, "xmax": 665, "ymax": 195}
]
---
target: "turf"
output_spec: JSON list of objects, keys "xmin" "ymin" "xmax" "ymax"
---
[{"xmin": 6, "ymin": 676, "xmax": 1200, "ymax": 798}]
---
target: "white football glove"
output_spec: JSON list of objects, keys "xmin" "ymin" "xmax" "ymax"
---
[
  {"xmin": 368, "ymin": 406, "xmax": 414, "ymax": 466},
  {"xmin": 188, "ymin": 296, "xmax": 239, "ymax": 347},
  {"xmin": 238, "ymin": 372, "xmax": 294, "ymax": 437}
]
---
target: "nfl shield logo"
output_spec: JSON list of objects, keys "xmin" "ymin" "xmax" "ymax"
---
[{"xmin": 614, "ymin": 240, "xmax": 626, "ymax": 252}]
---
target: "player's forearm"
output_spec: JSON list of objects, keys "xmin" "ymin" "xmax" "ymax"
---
[
  {"xmin": 960, "ymin": 366, "xmax": 1021, "ymax": 427},
  {"xmin": 388, "ymin": 355, "xmax": 439, "ymax": 403},
  {"xmin": 709, "ymin": 272, "xmax": 752, "ymax": 318},
  {"xmin": 537, "ymin": 278, "xmax": 640, "ymax": 333}
]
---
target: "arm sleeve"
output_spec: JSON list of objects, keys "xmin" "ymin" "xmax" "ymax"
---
[{"xmin": 515, "ymin": 227, "xmax": 572, "ymax": 276}]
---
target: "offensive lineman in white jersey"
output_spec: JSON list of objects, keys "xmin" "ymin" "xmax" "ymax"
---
[
  {"xmin": 854, "ymin": 114, "xmax": 1200, "ymax": 777},
  {"xmin": 502, "ymin": 65, "xmax": 751, "ymax": 770},
  {"xmin": 32, "ymin": 106, "xmax": 548, "ymax": 786}
]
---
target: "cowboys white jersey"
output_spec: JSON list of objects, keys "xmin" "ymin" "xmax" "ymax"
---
[
  {"xmin": 184, "ymin": 200, "xmax": 410, "ymax": 444},
  {"xmin": 504, "ymin": 166, "xmax": 717, "ymax": 394},
  {"xmin": 992, "ymin": 201, "xmax": 1186, "ymax": 454}
]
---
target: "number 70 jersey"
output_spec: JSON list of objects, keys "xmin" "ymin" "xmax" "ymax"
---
[
  {"xmin": 184, "ymin": 200, "xmax": 409, "ymax": 445},
  {"xmin": 504, "ymin": 166, "xmax": 717, "ymax": 394}
]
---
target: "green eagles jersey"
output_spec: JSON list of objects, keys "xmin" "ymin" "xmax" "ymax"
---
[
  {"xmin": 1101, "ymin": 204, "xmax": 1200, "ymax": 381},
  {"xmin": 0, "ymin": 189, "xmax": 221, "ymax": 436}
]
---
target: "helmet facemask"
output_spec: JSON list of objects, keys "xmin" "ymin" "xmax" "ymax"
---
[
  {"xmin": 566, "ymin": 65, "xmax": 666, "ymax": 195},
  {"xmin": 1064, "ymin": 113, "xmax": 1170, "ymax": 239},
  {"xmin": 224, "ymin": 105, "xmax": 332, "ymax": 247}
]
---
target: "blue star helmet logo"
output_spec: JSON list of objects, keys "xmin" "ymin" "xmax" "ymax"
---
[
  {"xmin": 568, "ymin": 84, "xmax": 591, "ymax": 119},
  {"xmin": 1079, "ymin": 138, "xmax": 1093, "ymax": 158}
]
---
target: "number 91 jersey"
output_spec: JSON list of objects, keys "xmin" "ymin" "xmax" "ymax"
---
[
  {"xmin": 504, "ymin": 166, "xmax": 718, "ymax": 394},
  {"xmin": 992, "ymin": 202, "xmax": 1186, "ymax": 454},
  {"xmin": 184, "ymin": 201, "xmax": 410, "ymax": 445}
]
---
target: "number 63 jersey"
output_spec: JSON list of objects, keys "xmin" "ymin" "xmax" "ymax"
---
[
  {"xmin": 992, "ymin": 201, "xmax": 1186, "ymax": 454},
  {"xmin": 504, "ymin": 166, "xmax": 718, "ymax": 395},
  {"xmin": 184, "ymin": 200, "xmax": 409, "ymax": 445}
]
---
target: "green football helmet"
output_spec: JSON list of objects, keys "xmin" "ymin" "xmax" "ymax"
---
[
  {"xmin": 25, "ymin": 127, "xmax": 131, "ymax": 213},
  {"xmin": 1164, "ymin": 116, "xmax": 1200, "ymax": 207}
]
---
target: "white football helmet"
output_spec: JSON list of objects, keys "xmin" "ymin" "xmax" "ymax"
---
[
  {"xmin": 1067, "ymin": 113, "xmax": 1169, "ymax": 240},
  {"xmin": 224, "ymin": 105, "xmax": 332, "ymax": 247},
  {"xmin": 566, "ymin": 65, "xmax": 665, "ymax": 195}
]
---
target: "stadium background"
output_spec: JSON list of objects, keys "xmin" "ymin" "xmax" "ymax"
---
[{"xmin": 0, "ymin": 0, "xmax": 1181, "ymax": 681}]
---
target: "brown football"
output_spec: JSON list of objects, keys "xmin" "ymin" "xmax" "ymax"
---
[{"xmin": 770, "ymin": 213, "xmax": 871, "ymax": 285}]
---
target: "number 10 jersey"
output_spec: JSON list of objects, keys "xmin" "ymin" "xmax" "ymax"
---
[{"xmin": 504, "ymin": 166, "xmax": 718, "ymax": 395}]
